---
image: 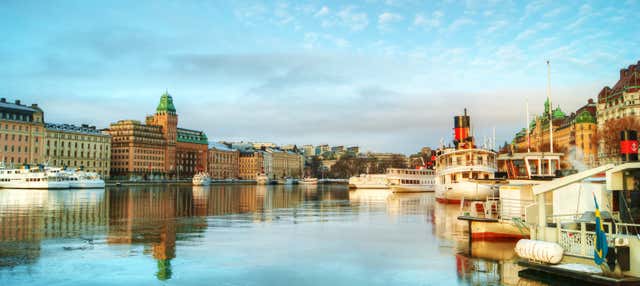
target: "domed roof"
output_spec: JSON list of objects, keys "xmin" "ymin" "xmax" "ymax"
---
[
  {"xmin": 552, "ymin": 107, "xmax": 566, "ymax": 119},
  {"xmin": 575, "ymin": 110, "xmax": 596, "ymax": 124},
  {"xmin": 156, "ymin": 91, "xmax": 176, "ymax": 113}
]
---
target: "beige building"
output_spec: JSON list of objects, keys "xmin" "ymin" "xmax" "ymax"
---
[
  {"xmin": 597, "ymin": 60, "xmax": 640, "ymax": 164},
  {"xmin": 44, "ymin": 123, "xmax": 112, "ymax": 177},
  {"xmin": 0, "ymin": 98, "xmax": 45, "ymax": 166},
  {"xmin": 267, "ymin": 149, "xmax": 304, "ymax": 179},
  {"xmin": 207, "ymin": 143, "xmax": 239, "ymax": 179},
  {"xmin": 239, "ymin": 151, "xmax": 264, "ymax": 180}
]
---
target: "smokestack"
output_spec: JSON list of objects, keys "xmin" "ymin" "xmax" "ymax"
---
[
  {"xmin": 453, "ymin": 109, "xmax": 471, "ymax": 149},
  {"xmin": 620, "ymin": 130, "xmax": 638, "ymax": 162}
]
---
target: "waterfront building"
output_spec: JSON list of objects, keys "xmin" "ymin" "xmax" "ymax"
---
[
  {"xmin": 266, "ymin": 148, "xmax": 304, "ymax": 179},
  {"xmin": 207, "ymin": 143, "xmax": 239, "ymax": 179},
  {"xmin": 107, "ymin": 92, "xmax": 208, "ymax": 179},
  {"xmin": 316, "ymin": 144, "xmax": 330, "ymax": 155},
  {"xmin": 44, "ymin": 123, "xmax": 111, "ymax": 177},
  {"xmin": 347, "ymin": 146, "xmax": 360, "ymax": 154},
  {"xmin": 238, "ymin": 151, "xmax": 264, "ymax": 180},
  {"xmin": 513, "ymin": 99, "xmax": 598, "ymax": 168},
  {"xmin": 301, "ymin": 145, "xmax": 315, "ymax": 157},
  {"xmin": 331, "ymin": 145, "xmax": 344, "ymax": 153},
  {"xmin": 596, "ymin": 60, "xmax": 640, "ymax": 164},
  {"xmin": 251, "ymin": 142, "xmax": 276, "ymax": 149},
  {"xmin": 0, "ymin": 98, "xmax": 45, "ymax": 166}
]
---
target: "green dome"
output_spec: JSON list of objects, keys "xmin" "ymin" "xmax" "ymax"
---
[
  {"xmin": 156, "ymin": 91, "xmax": 176, "ymax": 113},
  {"xmin": 529, "ymin": 119, "xmax": 537, "ymax": 129},
  {"xmin": 575, "ymin": 110, "xmax": 595, "ymax": 124},
  {"xmin": 552, "ymin": 107, "xmax": 566, "ymax": 119}
]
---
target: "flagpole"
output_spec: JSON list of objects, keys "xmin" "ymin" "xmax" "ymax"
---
[
  {"xmin": 526, "ymin": 97, "xmax": 531, "ymax": 153},
  {"xmin": 547, "ymin": 60, "xmax": 553, "ymax": 153}
]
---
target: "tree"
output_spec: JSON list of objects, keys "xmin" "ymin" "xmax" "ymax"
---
[{"xmin": 594, "ymin": 117, "xmax": 640, "ymax": 162}]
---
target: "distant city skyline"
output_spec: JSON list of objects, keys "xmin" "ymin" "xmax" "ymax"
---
[{"xmin": 1, "ymin": 0, "xmax": 639, "ymax": 153}]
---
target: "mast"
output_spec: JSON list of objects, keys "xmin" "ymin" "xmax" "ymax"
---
[
  {"xmin": 526, "ymin": 97, "xmax": 531, "ymax": 153},
  {"xmin": 492, "ymin": 126, "xmax": 496, "ymax": 151},
  {"xmin": 547, "ymin": 60, "xmax": 553, "ymax": 153}
]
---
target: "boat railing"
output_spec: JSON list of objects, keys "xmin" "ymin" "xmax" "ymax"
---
[
  {"xmin": 543, "ymin": 214, "xmax": 614, "ymax": 258},
  {"xmin": 497, "ymin": 197, "xmax": 534, "ymax": 221}
]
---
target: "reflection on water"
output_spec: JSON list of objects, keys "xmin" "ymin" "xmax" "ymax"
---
[{"xmin": 0, "ymin": 185, "xmax": 544, "ymax": 285}]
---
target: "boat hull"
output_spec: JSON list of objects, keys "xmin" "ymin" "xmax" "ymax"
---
[
  {"xmin": 459, "ymin": 216, "xmax": 530, "ymax": 241},
  {"xmin": 435, "ymin": 181, "xmax": 495, "ymax": 204},
  {"xmin": 390, "ymin": 184, "xmax": 434, "ymax": 193},
  {"xmin": 0, "ymin": 181, "xmax": 70, "ymax": 189},
  {"xmin": 352, "ymin": 183, "xmax": 388, "ymax": 189},
  {"xmin": 70, "ymin": 180, "xmax": 105, "ymax": 189}
]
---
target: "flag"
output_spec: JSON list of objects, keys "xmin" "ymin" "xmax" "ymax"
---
[{"xmin": 593, "ymin": 194, "xmax": 608, "ymax": 265}]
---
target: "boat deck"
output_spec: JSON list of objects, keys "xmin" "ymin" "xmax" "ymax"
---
[{"xmin": 518, "ymin": 260, "xmax": 640, "ymax": 286}]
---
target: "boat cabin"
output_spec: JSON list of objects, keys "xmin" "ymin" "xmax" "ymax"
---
[
  {"xmin": 435, "ymin": 148, "xmax": 497, "ymax": 184},
  {"xmin": 497, "ymin": 152, "xmax": 563, "ymax": 180}
]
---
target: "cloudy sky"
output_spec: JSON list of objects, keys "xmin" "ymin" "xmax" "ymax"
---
[{"xmin": 1, "ymin": 0, "xmax": 639, "ymax": 154}]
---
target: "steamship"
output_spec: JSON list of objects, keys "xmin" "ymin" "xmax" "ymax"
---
[{"xmin": 435, "ymin": 109, "xmax": 498, "ymax": 204}]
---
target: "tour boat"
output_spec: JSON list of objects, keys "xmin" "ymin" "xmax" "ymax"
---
[
  {"xmin": 299, "ymin": 177, "xmax": 318, "ymax": 185},
  {"xmin": 0, "ymin": 165, "xmax": 70, "ymax": 189},
  {"xmin": 192, "ymin": 172, "xmax": 211, "ymax": 186},
  {"xmin": 348, "ymin": 174, "xmax": 388, "ymax": 189},
  {"xmin": 256, "ymin": 173, "xmax": 270, "ymax": 185},
  {"xmin": 66, "ymin": 170, "xmax": 106, "ymax": 189},
  {"xmin": 386, "ymin": 168, "xmax": 435, "ymax": 193},
  {"xmin": 435, "ymin": 109, "xmax": 497, "ymax": 204}
]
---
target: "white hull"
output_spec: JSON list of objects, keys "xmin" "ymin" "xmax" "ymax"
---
[
  {"xmin": 0, "ymin": 181, "xmax": 70, "ymax": 189},
  {"xmin": 435, "ymin": 181, "xmax": 495, "ymax": 203},
  {"xmin": 352, "ymin": 183, "xmax": 388, "ymax": 189},
  {"xmin": 192, "ymin": 180, "xmax": 211, "ymax": 186},
  {"xmin": 70, "ymin": 180, "xmax": 105, "ymax": 189},
  {"xmin": 391, "ymin": 184, "xmax": 434, "ymax": 193}
]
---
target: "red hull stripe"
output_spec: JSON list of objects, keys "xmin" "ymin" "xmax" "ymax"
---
[
  {"xmin": 436, "ymin": 198, "xmax": 461, "ymax": 204},
  {"xmin": 470, "ymin": 232, "xmax": 529, "ymax": 241}
]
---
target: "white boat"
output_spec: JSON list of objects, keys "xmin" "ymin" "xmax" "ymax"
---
[
  {"xmin": 348, "ymin": 174, "xmax": 388, "ymax": 189},
  {"xmin": 256, "ymin": 173, "xmax": 269, "ymax": 185},
  {"xmin": 284, "ymin": 177, "xmax": 295, "ymax": 185},
  {"xmin": 435, "ymin": 109, "xmax": 497, "ymax": 204},
  {"xmin": 299, "ymin": 177, "xmax": 318, "ymax": 185},
  {"xmin": 0, "ymin": 165, "xmax": 70, "ymax": 189},
  {"xmin": 192, "ymin": 172, "xmax": 211, "ymax": 186},
  {"xmin": 386, "ymin": 168, "xmax": 435, "ymax": 193},
  {"xmin": 66, "ymin": 170, "xmax": 105, "ymax": 189}
]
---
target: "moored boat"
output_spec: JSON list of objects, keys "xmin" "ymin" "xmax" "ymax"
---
[
  {"xmin": 0, "ymin": 165, "xmax": 69, "ymax": 189},
  {"xmin": 192, "ymin": 172, "xmax": 211, "ymax": 186},
  {"xmin": 299, "ymin": 177, "xmax": 318, "ymax": 185},
  {"xmin": 435, "ymin": 109, "xmax": 497, "ymax": 204},
  {"xmin": 66, "ymin": 170, "xmax": 105, "ymax": 189},
  {"xmin": 348, "ymin": 174, "xmax": 388, "ymax": 189},
  {"xmin": 386, "ymin": 168, "xmax": 435, "ymax": 193},
  {"xmin": 256, "ymin": 173, "xmax": 269, "ymax": 185}
]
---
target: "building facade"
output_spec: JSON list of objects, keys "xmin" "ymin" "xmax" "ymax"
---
[
  {"xmin": 107, "ymin": 92, "xmax": 208, "ymax": 179},
  {"xmin": 266, "ymin": 149, "xmax": 304, "ymax": 179},
  {"xmin": 238, "ymin": 151, "xmax": 264, "ymax": 180},
  {"xmin": 207, "ymin": 143, "xmax": 239, "ymax": 179},
  {"xmin": 44, "ymin": 123, "xmax": 111, "ymax": 177},
  {"xmin": 597, "ymin": 60, "xmax": 640, "ymax": 164},
  {"xmin": 0, "ymin": 98, "xmax": 45, "ymax": 166},
  {"xmin": 513, "ymin": 98, "xmax": 598, "ymax": 168}
]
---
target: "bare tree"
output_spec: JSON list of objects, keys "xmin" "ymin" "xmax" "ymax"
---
[{"xmin": 594, "ymin": 117, "xmax": 640, "ymax": 161}]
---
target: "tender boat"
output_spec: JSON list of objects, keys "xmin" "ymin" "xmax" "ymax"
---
[
  {"xmin": 435, "ymin": 109, "xmax": 497, "ymax": 204},
  {"xmin": 299, "ymin": 177, "xmax": 318, "ymax": 185},
  {"xmin": 386, "ymin": 168, "xmax": 435, "ymax": 193},
  {"xmin": 192, "ymin": 172, "xmax": 211, "ymax": 186},
  {"xmin": 256, "ymin": 173, "xmax": 270, "ymax": 185},
  {"xmin": 348, "ymin": 174, "xmax": 388, "ymax": 189},
  {"xmin": 0, "ymin": 165, "xmax": 69, "ymax": 189},
  {"xmin": 66, "ymin": 170, "xmax": 105, "ymax": 189}
]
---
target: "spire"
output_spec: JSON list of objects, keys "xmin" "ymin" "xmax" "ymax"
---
[{"xmin": 156, "ymin": 91, "xmax": 177, "ymax": 113}]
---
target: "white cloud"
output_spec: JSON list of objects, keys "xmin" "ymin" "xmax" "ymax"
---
[
  {"xmin": 303, "ymin": 32, "xmax": 350, "ymax": 49},
  {"xmin": 315, "ymin": 5, "xmax": 329, "ymax": 17},
  {"xmin": 321, "ymin": 6, "xmax": 369, "ymax": 31},
  {"xmin": 413, "ymin": 10, "xmax": 443, "ymax": 29},
  {"xmin": 378, "ymin": 12, "xmax": 403, "ymax": 30},
  {"xmin": 448, "ymin": 18, "xmax": 474, "ymax": 31}
]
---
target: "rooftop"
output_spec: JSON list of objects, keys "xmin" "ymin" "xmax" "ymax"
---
[
  {"xmin": 0, "ymin": 98, "xmax": 40, "ymax": 113},
  {"xmin": 45, "ymin": 123, "xmax": 109, "ymax": 136},
  {"xmin": 156, "ymin": 91, "xmax": 177, "ymax": 113}
]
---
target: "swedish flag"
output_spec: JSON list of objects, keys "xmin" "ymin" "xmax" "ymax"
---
[{"xmin": 593, "ymin": 195, "xmax": 608, "ymax": 265}]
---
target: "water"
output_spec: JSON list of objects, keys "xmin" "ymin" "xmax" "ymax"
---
[{"xmin": 0, "ymin": 184, "xmax": 546, "ymax": 285}]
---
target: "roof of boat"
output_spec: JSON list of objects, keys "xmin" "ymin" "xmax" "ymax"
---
[{"xmin": 497, "ymin": 152, "xmax": 564, "ymax": 160}]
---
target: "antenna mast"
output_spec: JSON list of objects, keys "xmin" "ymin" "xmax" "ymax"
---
[{"xmin": 526, "ymin": 97, "xmax": 531, "ymax": 153}]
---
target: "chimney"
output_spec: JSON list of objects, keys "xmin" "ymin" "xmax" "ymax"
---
[
  {"xmin": 15, "ymin": 100, "xmax": 21, "ymax": 105},
  {"xmin": 620, "ymin": 130, "xmax": 638, "ymax": 162}
]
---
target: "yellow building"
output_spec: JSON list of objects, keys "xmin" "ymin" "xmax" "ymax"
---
[
  {"xmin": 0, "ymin": 98, "xmax": 45, "ymax": 166},
  {"xmin": 238, "ymin": 151, "xmax": 264, "ymax": 180},
  {"xmin": 267, "ymin": 149, "xmax": 304, "ymax": 179},
  {"xmin": 513, "ymin": 99, "xmax": 598, "ymax": 168},
  {"xmin": 207, "ymin": 143, "xmax": 239, "ymax": 179},
  {"xmin": 44, "ymin": 123, "xmax": 112, "ymax": 177}
]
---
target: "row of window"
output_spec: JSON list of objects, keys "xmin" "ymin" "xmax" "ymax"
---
[
  {"xmin": 2, "ymin": 133, "xmax": 39, "ymax": 142},
  {"xmin": 47, "ymin": 133, "xmax": 109, "ymax": 142},
  {"xmin": 1, "ymin": 145, "xmax": 37, "ymax": 153}
]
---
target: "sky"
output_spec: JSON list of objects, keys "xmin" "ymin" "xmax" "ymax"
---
[{"xmin": 1, "ymin": 0, "xmax": 639, "ymax": 154}]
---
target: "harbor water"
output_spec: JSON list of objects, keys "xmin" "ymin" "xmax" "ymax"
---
[{"xmin": 0, "ymin": 184, "xmax": 547, "ymax": 285}]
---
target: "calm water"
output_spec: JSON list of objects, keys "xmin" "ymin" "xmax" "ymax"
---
[{"xmin": 0, "ymin": 184, "xmax": 545, "ymax": 285}]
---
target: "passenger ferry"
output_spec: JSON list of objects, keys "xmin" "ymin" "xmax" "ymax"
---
[
  {"xmin": 0, "ymin": 165, "xmax": 69, "ymax": 189},
  {"xmin": 348, "ymin": 174, "xmax": 388, "ymax": 189},
  {"xmin": 66, "ymin": 170, "xmax": 106, "ymax": 189},
  {"xmin": 386, "ymin": 168, "xmax": 435, "ymax": 193},
  {"xmin": 435, "ymin": 109, "xmax": 497, "ymax": 204},
  {"xmin": 192, "ymin": 172, "xmax": 212, "ymax": 186}
]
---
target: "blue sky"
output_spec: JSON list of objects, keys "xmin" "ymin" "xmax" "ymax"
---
[{"xmin": 1, "ymin": 0, "xmax": 639, "ymax": 153}]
